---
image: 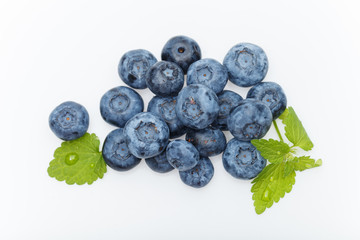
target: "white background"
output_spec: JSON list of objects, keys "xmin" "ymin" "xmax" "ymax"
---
[{"xmin": 1, "ymin": 0, "xmax": 359, "ymax": 239}]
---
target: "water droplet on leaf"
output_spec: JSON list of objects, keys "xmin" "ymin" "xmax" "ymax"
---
[
  {"xmin": 65, "ymin": 152, "xmax": 79, "ymax": 166},
  {"xmin": 262, "ymin": 188, "xmax": 273, "ymax": 202}
]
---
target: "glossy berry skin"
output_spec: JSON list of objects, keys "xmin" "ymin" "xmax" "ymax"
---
[
  {"xmin": 161, "ymin": 36, "xmax": 201, "ymax": 73},
  {"xmin": 49, "ymin": 101, "xmax": 89, "ymax": 141},
  {"xmin": 186, "ymin": 127, "xmax": 226, "ymax": 157},
  {"xmin": 223, "ymin": 43, "xmax": 268, "ymax": 87},
  {"xmin": 179, "ymin": 157, "xmax": 214, "ymax": 188},
  {"xmin": 100, "ymin": 86, "xmax": 144, "ymax": 128},
  {"xmin": 175, "ymin": 84, "xmax": 219, "ymax": 130},
  {"xmin": 145, "ymin": 61, "xmax": 184, "ymax": 97},
  {"xmin": 118, "ymin": 49, "xmax": 157, "ymax": 89},
  {"xmin": 102, "ymin": 128, "xmax": 141, "ymax": 171},
  {"xmin": 166, "ymin": 139, "xmax": 199, "ymax": 171},
  {"xmin": 222, "ymin": 138, "xmax": 266, "ymax": 179},
  {"xmin": 187, "ymin": 58, "xmax": 228, "ymax": 94},
  {"xmin": 147, "ymin": 96, "xmax": 188, "ymax": 138},
  {"xmin": 227, "ymin": 99, "xmax": 272, "ymax": 141},
  {"xmin": 212, "ymin": 90, "xmax": 243, "ymax": 131},
  {"xmin": 246, "ymin": 81, "xmax": 287, "ymax": 120},
  {"xmin": 145, "ymin": 141, "xmax": 174, "ymax": 173},
  {"xmin": 124, "ymin": 112, "xmax": 169, "ymax": 159}
]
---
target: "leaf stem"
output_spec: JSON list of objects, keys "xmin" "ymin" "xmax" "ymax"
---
[{"xmin": 273, "ymin": 120, "xmax": 284, "ymax": 142}]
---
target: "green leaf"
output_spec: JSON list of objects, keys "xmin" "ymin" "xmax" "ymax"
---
[
  {"xmin": 48, "ymin": 133, "xmax": 107, "ymax": 185},
  {"xmin": 282, "ymin": 107, "xmax": 314, "ymax": 151},
  {"xmin": 283, "ymin": 161, "xmax": 295, "ymax": 177},
  {"xmin": 292, "ymin": 156, "xmax": 322, "ymax": 171},
  {"xmin": 251, "ymin": 162, "xmax": 296, "ymax": 214},
  {"xmin": 251, "ymin": 139, "xmax": 290, "ymax": 164},
  {"xmin": 278, "ymin": 108, "xmax": 289, "ymax": 120}
]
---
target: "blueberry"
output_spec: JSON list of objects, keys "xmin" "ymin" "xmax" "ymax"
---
[
  {"xmin": 118, "ymin": 49, "xmax": 157, "ymax": 89},
  {"xmin": 246, "ymin": 81, "xmax": 287, "ymax": 120},
  {"xmin": 145, "ymin": 61, "xmax": 184, "ymax": 97},
  {"xmin": 175, "ymin": 84, "xmax": 219, "ymax": 130},
  {"xmin": 222, "ymin": 138, "xmax": 266, "ymax": 179},
  {"xmin": 166, "ymin": 139, "xmax": 199, "ymax": 171},
  {"xmin": 212, "ymin": 90, "xmax": 243, "ymax": 131},
  {"xmin": 124, "ymin": 112, "xmax": 169, "ymax": 158},
  {"xmin": 161, "ymin": 36, "xmax": 201, "ymax": 73},
  {"xmin": 223, "ymin": 43, "xmax": 268, "ymax": 87},
  {"xmin": 100, "ymin": 86, "xmax": 144, "ymax": 128},
  {"xmin": 147, "ymin": 96, "xmax": 188, "ymax": 138},
  {"xmin": 49, "ymin": 101, "xmax": 89, "ymax": 141},
  {"xmin": 102, "ymin": 128, "xmax": 141, "ymax": 171},
  {"xmin": 227, "ymin": 99, "xmax": 272, "ymax": 141},
  {"xmin": 187, "ymin": 58, "xmax": 228, "ymax": 94},
  {"xmin": 186, "ymin": 127, "xmax": 226, "ymax": 157},
  {"xmin": 179, "ymin": 157, "xmax": 214, "ymax": 188},
  {"xmin": 145, "ymin": 141, "xmax": 174, "ymax": 173}
]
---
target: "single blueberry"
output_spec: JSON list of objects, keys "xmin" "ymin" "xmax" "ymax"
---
[
  {"xmin": 161, "ymin": 36, "xmax": 201, "ymax": 73},
  {"xmin": 145, "ymin": 61, "xmax": 184, "ymax": 97},
  {"xmin": 212, "ymin": 90, "xmax": 243, "ymax": 131},
  {"xmin": 186, "ymin": 127, "xmax": 226, "ymax": 157},
  {"xmin": 246, "ymin": 81, "xmax": 287, "ymax": 119},
  {"xmin": 222, "ymin": 138, "xmax": 266, "ymax": 179},
  {"xmin": 102, "ymin": 128, "xmax": 141, "ymax": 171},
  {"xmin": 166, "ymin": 139, "xmax": 199, "ymax": 171},
  {"xmin": 147, "ymin": 96, "xmax": 189, "ymax": 138},
  {"xmin": 145, "ymin": 141, "xmax": 174, "ymax": 173},
  {"xmin": 118, "ymin": 49, "xmax": 157, "ymax": 89},
  {"xmin": 227, "ymin": 99, "xmax": 272, "ymax": 141},
  {"xmin": 100, "ymin": 86, "xmax": 144, "ymax": 128},
  {"xmin": 49, "ymin": 101, "xmax": 89, "ymax": 141},
  {"xmin": 175, "ymin": 84, "xmax": 219, "ymax": 130},
  {"xmin": 187, "ymin": 58, "xmax": 228, "ymax": 94},
  {"xmin": 223, "ymin": 43, "xmax": 268, "ymax": 87},
  {"xmin": 179, "ymin": 157, "xmax": 214, "ymax": 188},
  {"xmin": 124, "ymin": 112, "xmax": 169, "ymax": 159}
]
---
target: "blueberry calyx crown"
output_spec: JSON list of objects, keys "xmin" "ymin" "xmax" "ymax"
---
[
  {"xmin": 109, "ymin": 94, "xmax": 130, "ymax": 112},
  {"xmin": 182, "ymin": 97, "xmax": 204, "ymax": 121},
  {"xmin": 135, "ymin": 121, "xmax": 160, "ymax": 142}
]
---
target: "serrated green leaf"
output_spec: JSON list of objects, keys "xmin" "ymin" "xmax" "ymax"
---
[
  {"xmin": 292, "ymin": 156, "xmax": 322, "ymax": 171},
  {"xmin": 47, "ymin": 133, "xmax": 107, "ymax": 185},
  {"xmin": 282, "ymin": 107, "xmax": 313, "ymax": 151},
  {"xmin": 284, "ymin": 161, "xmax": 295, "ymax": 177},
  {"xmin": 251, "ymin": 139, "xmax": 290, "ymax": 164},
  {"xmin": 251, "ymin": 162, "xmax": 296, "ymax": 214}
]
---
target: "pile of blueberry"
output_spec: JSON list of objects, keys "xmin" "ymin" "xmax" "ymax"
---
[{"xmin": 49, "ymin": 36, "xmax": 287, "ymax": 188}]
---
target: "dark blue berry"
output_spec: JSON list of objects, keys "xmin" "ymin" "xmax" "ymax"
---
[
  {"xmin": 175, "ymin": 84, "xmax": 219, "ymax": 130},
  {"xmin": 147, "ymin": 96, "xmax": 188, "ymax": 138},
  {"xmin": 179, "ymin": 157, "xmax": 214, "ymax": 188},
  {"xmin": 102, "ymin": 128, "xmax": 141, "ymax": 171},
  {"xmin": 145, "ymin": 61, "xmax": 184, "ymax": 97},
  {"xmin": 100, "ymin": 86, "xmax": 144, "ymax": 128},
  {"xmin": 145, "ymin": 141, "xmax": 174, "ymax": 173},
  {"xmin": 223, "ymin": 43, "xmax": 268, "ymax": 87},
  {"xmin": 118, "ymin": 49, "xmax": 157, "ymax": 89},
  {"xmin": 227, "ymin": 99, "xmax": 272, "ymax": 141},
  {"xmin": 246, "ymin": 81, "xmax": 287, "ymax": 119},
  {"xmin": 187, "ymin": 58, "xmax": 228, "ymax": 94},
  {"xmin": 161, "ymin": 36, "xmax": 201, "ymax": 73},
  {"xmin": 166, "ymin": 139, "xmax": 199, "ymax": 171},
  {"xmin": 186, "ymin": 127, "xmax": 226, "ymax": 157},
  {"xmin": 212, "ymin": 90, "xmax": 243, "ymax": 131},
  {"xmin": 124, "ymin": 112, "xmax": 169, "ymax": 159},
  {"xmin": 49, "ymin": 101, "xmax": 89, "ymax": 141},
  {"xmin": 222, "ymin": 138, "xmax": 266, "ymax": 179}
]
